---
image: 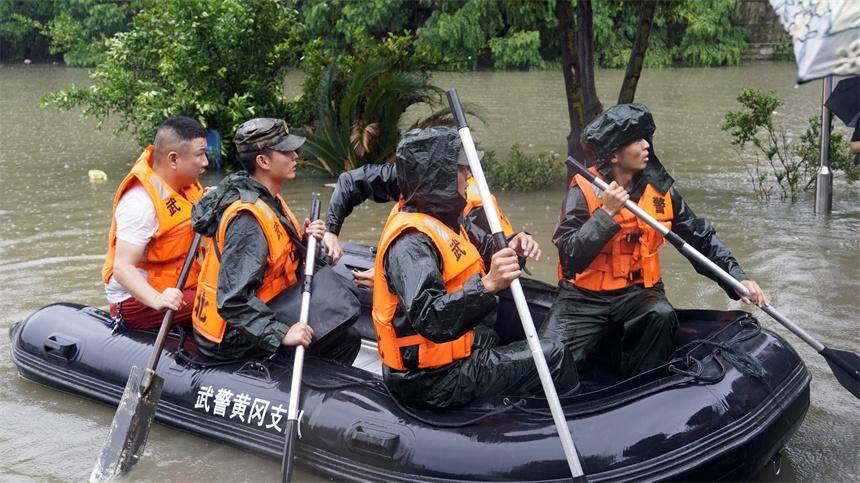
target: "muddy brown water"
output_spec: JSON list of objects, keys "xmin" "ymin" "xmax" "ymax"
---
[{"xmin": 0, "ymin": 63, "xmax": 857, "ymax": 481}]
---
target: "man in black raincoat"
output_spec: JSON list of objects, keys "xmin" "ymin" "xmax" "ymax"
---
[
  {"xmin": 323, "ymin": 141, "xmax": 536, "ymax": 287},
  {"xmin": 373, "ymin": 126, "xmax": 578, "ymax": 409},
  {"xmin": 190, "ymin": 118, "xmax": 359, "ymax": 363},
  {"xmin": 541, "ymin": 103, "xmax": 768, "ymax": 377}
]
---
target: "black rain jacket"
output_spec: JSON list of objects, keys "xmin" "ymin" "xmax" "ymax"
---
[
  {"xmin": 381, "ymin": 127, "xmax": 499, "ymax": 373},
  {"xmin": 190, "ymin": 171, "xmax": 318, "ymax": 360},
  {"xmin": 555, "ymin": 153, "xmax": 747, "ymax": 299}
]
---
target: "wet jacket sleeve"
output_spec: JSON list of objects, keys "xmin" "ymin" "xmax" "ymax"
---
[
  {"xmin": 384, "ymin": 231, "xmax": 498, "ymax": 343},
  {"xmin": 463, "ymin": 207, "xmax": 497, "ymax": 268},
  {"xmin": 553, "ymin": 184, "xmax": 621, "ymax": 278},
  {"xmin": 463, "ymin": 207, "xmax": 526, "ymax": 269},
  {"xmin": 216, "ymin": 213, "xmax": 289, "ymax": 353},
  {"xmin": 669, "ymin": 188, "xmax": 747, "ymax": 299},
  {"xmin": 325, "ymin": 164, "xmax": 400, "ymax": 235}
]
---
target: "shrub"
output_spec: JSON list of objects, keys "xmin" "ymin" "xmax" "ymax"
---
[
  {"xmin": 722, "ymin": 88, "xmax": 857, "ymax": 201},
  {"xmin": 484, "ymin": 143, "xmax": 565, "ymax": 191},
  {"xmin": 296, "ymin": 34, "xmax": 450, "ymax": 175}
]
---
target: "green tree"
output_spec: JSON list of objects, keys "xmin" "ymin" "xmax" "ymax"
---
[
  {"xmin": 415, "ymin": 0, "xmax": 556, "ymax": 70},
  {"xmin": 0, "ymin": 0, "xmax": 54, "ymax": 62},
  {"xmin": 42, "ymin": 0, "xmax": 142, "ymax": 66},
  {"xmin": 41, "ymin": 0, "xmax": 301, "ymax": 158},
  {"xmin": 593, "ymin": 0, "xmax": 745, "ymax": 69},
  {"xmin": 299, "ymin": 0, "xmax": 429, "ymax": 59},
  {"xmin": 0, "ymin": 0, "xmax": 140, "ymax": 66},
  {"xmin": 670, "ymin": 0, "xmax": 746, "ymax": 66}
]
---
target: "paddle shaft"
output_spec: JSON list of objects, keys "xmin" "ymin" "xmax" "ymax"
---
[
  {"xmin": 448, "ymin": 89, "xmax": 585, "ymax": 480},
  {"xmin": 564, "ymin": 157, "xmax": 827, "ymax": 353},
  {"xmin": 283, "ymin": 197, "xmax": 321, "ymax": 482},
  {"xmin": 141, "ymin": 233, "xmax": 203, "ymax": 391}
]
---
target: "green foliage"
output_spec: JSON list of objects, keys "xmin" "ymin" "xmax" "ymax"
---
[
  {"xmin": 0, "ymin": 0, "xmax": 139, "ymax": 66},
  {"xmin": 0, "ymin": 0, "xmax": 54, "ymax": 62},
  {"xmin": 722, "ymin": 88, "xmax": 856, "ymax": 202},
  {"xmin": 299, "ymin": 0, "xmax": 419, "ymax": 59},
  {"xmin": 415, "ymin": 0, "xmax": 505, "ymax": 70},
  {"xmin": 298, "ymin": 50, "xmax": 446, "ymax": 175},
  {"xmin": 670, "ymin": 0, "xmax": 745, "ymax": 66},
  {"xmin": 4, "ymin": 0, "xmax": 753, "ymax": 70},
  {"xmin": 592, "ymin": 0, "xmax": 745, "ymax": 69},
  {"xmin": 796, "ymin": 117, "xmax": 859, "ymax": 184},
  {"xmin": 593, "ymin": 0, "xmax": 671, "ymax": 69},
  {"xmin": 40, "ymin": 0, "xmax": 301, "ymax": 158},
  {"xmin": 489, "ymin": 30, "xmax": 545, "ymax": 70},
  {"xmin": 484, "ymin": 143, "xmax": 565, "ymax": 191}
]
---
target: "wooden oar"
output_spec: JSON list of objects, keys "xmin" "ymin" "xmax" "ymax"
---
[
  {"xmin": 565, "ymin": 156, "xmax": 860, "ymax": 400},
  {"xmin": 282, "ymin": 196, "xmax": 321, "ymax": 482},
  {"xmin": 448, "ymin": 89, "xmax": 587, "ymax": 481},
  {"xmin": 90, "ymin": 233, "xmax": 203, "ymax": 481}
]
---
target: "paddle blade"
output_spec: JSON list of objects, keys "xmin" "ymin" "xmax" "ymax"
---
[
  {"xmin": 90, "ymin": 366, "xmax": 164, "ymax": 482},
  {"xmin": 821, "ymin": 347, "xmax": 860, "ymax": 399},
  {"xmin": 281, "ymin": 419, "xmax": 299, "ymax": 483}
]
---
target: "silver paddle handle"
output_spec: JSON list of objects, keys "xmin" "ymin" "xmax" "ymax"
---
[
  {"xmin": 287, "ymin": 220, "xmax": 319, "ymax": 421},
  {"xmin": 457, "ymin": 125, "xmax": 585, "ymax": 478}
]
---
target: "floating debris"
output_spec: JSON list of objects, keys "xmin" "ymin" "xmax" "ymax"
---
[{"xmin": 88, "ymin": 169, "xmax": 107, "ymax": 183}]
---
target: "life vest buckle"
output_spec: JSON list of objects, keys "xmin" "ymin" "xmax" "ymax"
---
[
  {"xmin": 623, "ymin": 232, "xmax": 641, "ymax": 244},
  {"xmin": 628, "ymin": 269, "xmax": 643, "ymax": 281}
]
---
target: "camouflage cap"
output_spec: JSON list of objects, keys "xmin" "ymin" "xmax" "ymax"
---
[
  {"xmin": 580, "ymin": 103, "xmax": 656, "ymax": 161},
  {"xmin": 234, "ymin": 118, "xmax": 305, "ymax": 154}
]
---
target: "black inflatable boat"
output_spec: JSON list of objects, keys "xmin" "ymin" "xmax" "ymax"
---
[{"xmin": 10, "ymin": 243, "xmax": 810, "ymax": 481}]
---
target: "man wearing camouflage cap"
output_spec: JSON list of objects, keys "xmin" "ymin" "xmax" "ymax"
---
[
  {"xmin": 541, "ymin": 103, "xmax": 768, "ymax": 377},
  {"xmin": 190, "ymin": 118, "xmax": 357, "ymax": 362}
]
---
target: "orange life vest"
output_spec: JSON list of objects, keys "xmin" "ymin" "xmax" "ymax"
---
[
  {"xmin": 101, "ymin": 146, "xmax": 204, "ymax": 293},
  {"xmin": 464, "ymin": 177, "xmax": 514, "ymax": 236},
  {"xmin": 372, "ymin": 211, "xmax": 484, "ymax": 371},
  {"xmin": 383, "ymin": 177, "xmax": 514, "ymax": 236},
  {"xmin": 557, "ymin": 167, "xmax": 673, "ymax": 291},
  {"xmin": 192, "ymin": 194, "xmax": 302, "ymax": 343}
]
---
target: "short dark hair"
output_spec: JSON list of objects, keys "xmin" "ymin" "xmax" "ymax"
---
[
  {"xmin": 238, "ymin": 148, "xmax": 270, "ymax": 174},
  {"xmin": 159, "ymin": 116, "xmax": 206, "ymax": 141},
  {"xmin": 153, "ymin": 116, "xmax": 206, "ymax": 159}
]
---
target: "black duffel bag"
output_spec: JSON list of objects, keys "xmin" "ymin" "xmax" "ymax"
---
[{"xmin": 267, "ymin": 265, "xmax": 361, "ymax": 345}]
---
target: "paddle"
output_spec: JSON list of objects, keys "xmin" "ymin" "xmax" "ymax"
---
[
  {"xmin": 447, "ymin": 89, "xmax": 587, "ymax": 481},
  {"xmin": 90, "ymin": 233, "xmax": 203, "ymax": 481},
  {"xmin": 282, "ymin": 196, "xmax": 321, "ymax": 482},
  {"xmin": 565, "ymin": 156, "xmax": 860, "ymax": 400}
]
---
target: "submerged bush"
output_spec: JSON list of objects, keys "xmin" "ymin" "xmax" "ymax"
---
[
  {"xmin": 484, "ymin": 143, "xmax": 565, "ymax": 191},
  {"xmin": 722, "ymin": 88, "xmax": 857, "ymax": 201}
]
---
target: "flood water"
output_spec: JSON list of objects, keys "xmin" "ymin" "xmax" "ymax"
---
[{"xmin": 0, "ymin": 62, "xmax": 857, "ymax": 481}]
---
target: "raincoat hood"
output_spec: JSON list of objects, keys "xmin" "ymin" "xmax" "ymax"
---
[
  {"xmin": 582, "ymin": 103, "xmax": 674, "ymax": 194},
  {"xmin": 581, "ymin": 103, "xmax": 655, "ymax": 159},
  {"xmin": 395, "ymin": 126, "xmax": 466, "ymax": 229},
  {"xmin": 192, "ymin": 170, "xmax": 275, "ymax": 237}
]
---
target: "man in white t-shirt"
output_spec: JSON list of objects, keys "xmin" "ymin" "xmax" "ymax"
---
[{"xmin": 101, "ymin": 116, "xmax": 210, "ymax": 330}]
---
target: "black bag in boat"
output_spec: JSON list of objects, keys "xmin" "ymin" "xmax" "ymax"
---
[{"xmin": 267, "ymin": 265, "xmax": 360, "ymax": 344}]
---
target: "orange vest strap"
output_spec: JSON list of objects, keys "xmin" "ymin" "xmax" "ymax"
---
[
  {"xmin": 193, "ymin": 195, "xmax": 301, "ymax": 343},
  {"xmin": 558, "ymin": 167, "xmax": 672, "ymax": 291},
  {"xmin": 102, "ymin": 146, "xmax": 203, "ymax": 293},
  {"xmin": 372, "ymin": 211, "xmax": 483, "ymax": 371}
]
